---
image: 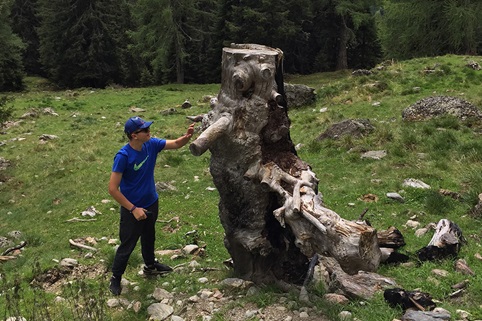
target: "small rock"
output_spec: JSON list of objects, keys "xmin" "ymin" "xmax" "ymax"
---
[
  {"xmin": 432, "ymin": 269, "xmax": 449, "ymax": 277},
  {"xmin": 59, "ymin": 258, "xmax": 78, "ymax": 268},
  {"xmin": 361, "ymin": 150, "xmax": 387, "ymax": 160},
  {"xmin": 456, "ymin": 309, "xmax": 471, "ymax": 320},
  {"xmin": 188, "ymin": 295, "xmax": 199, "ymax": 303},
  {"xmin": 454, "ymin": 259, "xmax": 475, "ymax": 276},
  {"xmin": 299, "ymin": 311, "xmax": 309, "ymax": 318},
  {"xmin": 147, "ymin": 303, "xmax": 174, "ymax": 320},
  {"xmin": 387, "ymin": 192, "xmax": 405, "ymax": 203},
  {"xmin": 402, "ymin": 178, "xmax": 431, "ymax": 189},
  {"xmin": 183, "ymin": 244, "xmax": 199, "ymax": 254},
  {"xmin": 323, "ymin": 293, "xmax": 350, "ymax": 305},
  {"xmin": 107, "ymin": 298, "xmax": 120, "ymax": 308},
  {"xmin": 339, "ymin": 311, "xmax": 353, "ymax": 320},
  {"xmin": 245, "ymin": 310, "xmax": 258, "ymax": 318},
  {"xmin": 415, "ymin": 228, "xmax": 429, "ymax": 237},
  {"xmin": 132, "ymin": 301, "xmax": 142, "ymax": 313},
  {"xmin": 401, "ymin": 310, "xmax": 450, "ymax": 321},
  {"xmin": 152, "ymin": 288, "xmax": 173, "ymax": 301},
  {"xmin": 404, "ymin": 220, "xmax": 420, "ymax": 229}
]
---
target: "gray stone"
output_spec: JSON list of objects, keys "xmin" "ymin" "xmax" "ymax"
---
[
  {"xmin": 402, "ymin": 179, "xmax": 431, "ymax": 189},
  {"xmin": 402, "ymin": 310, "xmax": 451, "ymax": 321},
  {"xmin": 153, "ymin": 288, "xmax": 174, "ymax": 301},
  {"xmin": 361, "ymin": 150, "xmax": 387, "ymax": 160},
  {"xmin": 318, "ymin": 119, "xmax": 374, "ymax": 141},
  {"xmin": 147, "ymin": 303, "xmax": 174, "ymax": 320},
  {"xmin": 402, "ymin": 96, "xmax": 482, "ymax": 121},
  {"xmin": 387, "ymin": 192, "xmax": 405, "ymax": 203},
  {"xmin": 59, "ymin": 258, "xmax": 78, "ymax": 268},
  {"xmin": 284, "ymin": 83, "xmax": 316, "ymax": 108}
]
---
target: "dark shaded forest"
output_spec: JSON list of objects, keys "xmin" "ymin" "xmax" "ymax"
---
[{"xmin": 1, "ymin": 0, "xmax": 481, "ymax": 90}]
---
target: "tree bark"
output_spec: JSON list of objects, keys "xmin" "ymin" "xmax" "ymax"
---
[
  {"xmin": 336, "ymin": 15, "xmax": 349, "ymax": 71},
  {"xmin": 190, "ymin": 44, "xmax": 381, "ymax": 284}
]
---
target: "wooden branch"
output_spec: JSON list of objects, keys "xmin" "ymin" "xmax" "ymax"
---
[
  {"xmin": 190, "ymin": 115, "xmax": 231, "ymax": 156},
  {"xmin": 321, "ymin": 256, "xmax": 397, "ymax": 300},
  {"xmin": 2, "ymin": 241, "xmax": 27, "ymax": 256},
  {"xmin": 246, "ymin": 161, "xmax": 381, "ymax": 274},
  {"xmin": 69, "ymin": 239, "xmax": 97, "ymax": 252},
  {"xmin": 0, "ymin": 256, "xmax": 17, "ymax": 262},
  {"xmin": 66, "ymin": 217, "xmax": 97, "ymax": 222},
  {"xmin": 300, "ymin": 254, "xmax": 319, "ymax": 302}
]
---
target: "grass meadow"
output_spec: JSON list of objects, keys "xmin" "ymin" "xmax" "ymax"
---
[{"xmin": 1, "ymin": 54, "xmax": 481, "ymax": 320}]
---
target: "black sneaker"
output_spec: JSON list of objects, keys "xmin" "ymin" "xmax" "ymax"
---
[
  {"xmin": 143, "ymin": 261, "xmax": 173, "ymax": 275},
  {"xmin": 109, "ymin": 276, "xmax": 122, "ymax": 295}
]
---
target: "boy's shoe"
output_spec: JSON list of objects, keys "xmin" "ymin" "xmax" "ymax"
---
[
  {"xmin": 143, "ymin": 261, "xmax": 173, "ymax": 275},
  {"xmin": 109, "ymin": 275, "xmax": 122, "ymax": 296}
]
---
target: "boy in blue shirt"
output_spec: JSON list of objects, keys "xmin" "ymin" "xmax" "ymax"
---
[{"xmin": 108, "ymin": 116, "xmax": 195, "ymax": 295}]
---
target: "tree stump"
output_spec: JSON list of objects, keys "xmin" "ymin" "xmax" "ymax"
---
[{"xmin": 190, "ymin": 44, "xmax": 381, "ymax": 284}]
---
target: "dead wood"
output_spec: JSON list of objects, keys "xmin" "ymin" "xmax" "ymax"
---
[
  {"xmin": 417, "ymin": 219, "xmax": 465, "ymax": 261},
  {"xmin": 2, "ymin": 240, "xmax": 27, "ymax": 255},
  {"xmin": 68, "ymin": 239, "xmax": 97, "ymax": 252},
  {"xmin": 384, "ymin": 288, "xmax": 436, "ymax": 311},
  {"xmin": 189, "ymin": 43, "xmax": 381, "ymax": 284},
  {"xmin": 379, "ymin": 247, "xmax": 409, "ymax": 264},
  {"xmin": 0, "ymin": 255, "xmax": 17, "ymax": 262},
  {"xmin": 319, "ymin": 256, "xmax": 397, "ymax": 300},
  {"xmin": 377, "ymin": 226, "xmax": 405, "ymax": 248},
  {"xmin": 66, "ymin": 218, "xmax": 97, "ymax": 222}
]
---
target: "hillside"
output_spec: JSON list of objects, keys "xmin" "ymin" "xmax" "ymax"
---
[{"xmin": 1, "ymin": 54, "xmax": 481, "ymax": 320}]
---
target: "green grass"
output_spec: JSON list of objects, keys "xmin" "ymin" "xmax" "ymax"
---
[{"xmin": 1, "ymin": 54, "xmax": 482, "ymax": 320}]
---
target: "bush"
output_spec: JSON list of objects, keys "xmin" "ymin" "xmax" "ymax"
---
[{"xmin": 0, "ymin": 96, "xmax": 14, "ymax": 124}]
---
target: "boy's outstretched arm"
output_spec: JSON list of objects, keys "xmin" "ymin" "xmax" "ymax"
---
[{"xmin": 164, "ymin": 123, "xmax": 195, "ymax": 150}]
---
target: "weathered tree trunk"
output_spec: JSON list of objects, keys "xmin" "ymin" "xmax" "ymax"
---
[
  {"xmin": 417, "ymin": 219, "xmax": 465, "ymax": 261},
  {"xmin": 190, "ymin": 44, "xmax": 381, "ymax": 284}
]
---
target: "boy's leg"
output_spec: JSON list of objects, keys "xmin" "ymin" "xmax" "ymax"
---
[
  {"xmin": 111, "ymin": 206, "xmax": 144, "ymax": 276},
  {"xmin": 140, "ymin": 199, "xmax": 159, "ymax": 266}
]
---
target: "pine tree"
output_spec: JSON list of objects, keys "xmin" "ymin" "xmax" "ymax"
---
[
  {"xmin": 0, "ymin": 0, "xmax": 25, "ymax": 91},
  {"xmin": 377, "ymin": 0, "xmax": 481, "ymax": 59},
  {"xmin": 130, "ymin": 0, "xmax": 218, "ymax": 84},
  {"xmin": 37, "ymin": 0, "xmax": 132, "ymax": 88},
  {"xmin": 10, "ymin": 0, "xmax": 42, "ymax": 76},
  {"xmin": 324, "ymin": 0, "xmax": 382, "ymax": 70}
]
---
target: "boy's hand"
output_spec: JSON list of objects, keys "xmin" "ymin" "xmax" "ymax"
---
[
  {"xmin": 132, "ymin": 207, "xmax": 147, "ymax": 220},
  {"xmin": 186, "ymin": 123, "xmax": 195, "ymax": 137}
]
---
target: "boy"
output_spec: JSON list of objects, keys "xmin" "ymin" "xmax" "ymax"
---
[{"xmin": 108, "ymin": 116, "xmax": 195, "ymax": 295}]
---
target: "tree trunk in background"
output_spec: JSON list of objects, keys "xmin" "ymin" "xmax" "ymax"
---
[
  {"xmin": 190, "ymin": 44, "xmax": 381, "ymax": 285},
  {"xmin": 336, "ymin": 15, "xmax": 349, "ymax": 70}
]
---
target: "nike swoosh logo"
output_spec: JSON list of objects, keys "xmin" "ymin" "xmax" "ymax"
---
[{"xmin": 134, "ymin": 155, "xmax": 149, "ymax": 171}]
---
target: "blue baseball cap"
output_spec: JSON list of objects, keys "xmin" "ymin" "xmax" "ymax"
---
[{"xmin": 124, "ymin": 116, "xmax": 153, "ymax": 134}]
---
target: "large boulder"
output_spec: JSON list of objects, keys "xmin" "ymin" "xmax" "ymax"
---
[
  {"xmin": 284, "ymin": 83, "xmax": 316, "ymax": 108},
  {"xmin": 402, "ymin": 96, "xmax": 482, "ymax": 121},
  {"xmin": 317, "ymin": 119, "xmax": 374, "ymax": 141}
]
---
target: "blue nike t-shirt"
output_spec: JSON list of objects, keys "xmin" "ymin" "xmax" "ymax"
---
[{"xmin": 112, "ymin": 138, "xmax": 166, "ymax": 208}]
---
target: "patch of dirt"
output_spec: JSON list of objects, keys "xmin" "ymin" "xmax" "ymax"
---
[
  {"xmin": 32, "ymin": 263, "xmax": 106, "ymax": 293},
  {"xmin": 180, "ymin": 300, "xmax": 331, "ymax": 321}
]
